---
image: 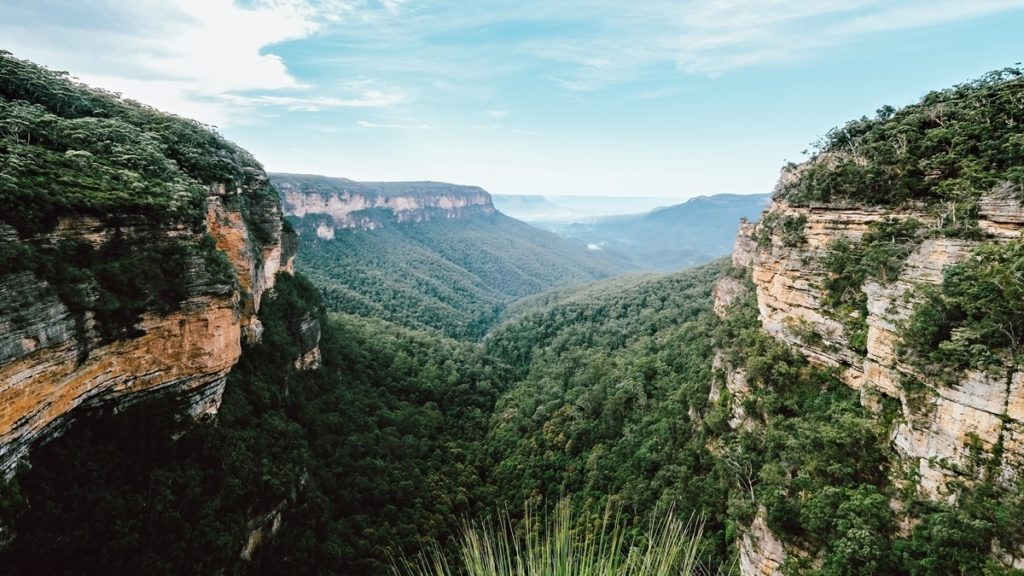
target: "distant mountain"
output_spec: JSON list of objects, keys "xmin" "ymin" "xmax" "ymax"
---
[
  {"xmin": 561, "ymin": 193, "xmax": 770, "ymax": 271},
  {"xmin": 491, "ymin": 194, "xmax": 575, "ymax": 222},
  {"xmin": 273, "ymin": 175, "xmax": 635, "ymax": 339},
  {"xmin": 493, "ymin": 194, "xmax": 677, "ymax": 224}
]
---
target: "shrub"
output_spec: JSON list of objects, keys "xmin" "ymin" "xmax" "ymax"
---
[
  {"xmin": 901, "ymin": 239, "xmax": 1024, "ymax": 378},
  {"xmin": 779, "ymin": 67, "xmax": 1024, "ymax": 213}
]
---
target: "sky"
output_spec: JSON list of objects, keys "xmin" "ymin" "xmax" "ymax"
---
[{"xmin": 2, "ymin": 1, "xmax": 1023, "ymax": 199}]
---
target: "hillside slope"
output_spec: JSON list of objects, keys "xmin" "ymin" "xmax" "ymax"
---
[
  {"xmin": 274, "ymin": 174, "xmax": 634, "ymax": 339},
  {"xmin": 560, "ymin": 193, "xmax": 770, "ymax": 270}
]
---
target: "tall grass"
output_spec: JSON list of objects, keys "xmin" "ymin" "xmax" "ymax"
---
[{"xmin": 391, "ymin": 499, "xmax": 707, "ymax": 576}]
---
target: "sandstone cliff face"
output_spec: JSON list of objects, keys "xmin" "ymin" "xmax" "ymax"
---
[
  {"xmin": 736, "ymin": 188, "xmax": 1022, "ymax": 496},
  {"xmin": 271, "ymin": 173, "xmax": 496, "ymax": 236},
  {"xmin": 718, "ymin": 184, "xmax": 1024, "ymax": 574},
  {"xmin": 0, "ymin": 183, "xmax": 293, "ymax": 476}
]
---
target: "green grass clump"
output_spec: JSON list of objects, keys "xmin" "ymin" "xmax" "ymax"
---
[{"xmin": 392, "ymin": 500, "xmax": 705, "ymax": 576}]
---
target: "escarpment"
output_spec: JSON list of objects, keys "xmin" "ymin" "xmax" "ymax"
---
[
  {"xmin": 736, "ymin": 185, "xmax": 1024, "ymax": 497},
  {"xmin": 0, "ymin": 184, "xmax": 293, "ymax": 476},
  {"xmin": 717, "ymin": 192, "xmax": 1024, "ymax": 574},
  {"xmin": 271, "ymin": 173, "xmax": 497, "ymax": 236},
  {"xmin": 0, "ymin": 53, "xmax": 299, "ymax": 476},
  {"xmin": 714, "ymin": 67, "xmax": 1024, "ymax": 575}
]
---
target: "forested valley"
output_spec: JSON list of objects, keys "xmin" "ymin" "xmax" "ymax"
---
[{"xmin": 2, "ymin": 51, "xmax": 1023, "ymax": 576}]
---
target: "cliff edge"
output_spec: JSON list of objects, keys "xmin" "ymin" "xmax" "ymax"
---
[
  {"xmin": 271, "ymin": 173, "xmax": 496, "ymax": 237},
  {"xmin": 0, "ymin": 52, "xmax": 297, "ymax": 475},
  {"xmin": 717, "ymin": 67, "xmax": 1024, "ymax": 574}
]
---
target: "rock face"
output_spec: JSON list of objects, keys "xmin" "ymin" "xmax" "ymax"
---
[
  {"xmin": 720, "ymin": 184, "xmax": 1024, "ymax": 575},
  {"xmin": 0, "ymin": 184, "xmax": 293, "ymax": 476},
  {"xmin": 738, "ymin": 510, "xmax": 787, "ymax": 576},
  {"xmin": 271, "ymin": 173, "xmax": 497, "ymax": 235},
  {"xmin": 292, "ymin": 312, "xmax": 322, "ymax": 371},
  {"xmin": 737, "ymin": 188, "xmax": 1023, "ymax": 497}
]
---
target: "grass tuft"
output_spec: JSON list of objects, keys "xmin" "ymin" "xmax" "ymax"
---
[{"xmin": 391, "ymin": 499, "xmax": 708, "ymax": 576}]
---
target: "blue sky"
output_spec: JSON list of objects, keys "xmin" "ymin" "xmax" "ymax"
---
[{"xmin": 2, "ymin": 1, "xmax": 1023, "ymax": 198}]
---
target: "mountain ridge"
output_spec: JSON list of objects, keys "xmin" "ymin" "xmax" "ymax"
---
[{"xmin": 272, "ymin": 172, "xmax": 496, "ymax": 235}]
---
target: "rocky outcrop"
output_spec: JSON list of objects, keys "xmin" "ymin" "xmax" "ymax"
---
[
  {"xmin": 292, "ymin": 312, "xmax": 322, "ymax": 371},
  {"xmin": 0, "ymin": 183, "xmax": 292, "ymax": 477},
  {"xmin": 739, "ymin": 510, "xmax": 787, "ymax": 576},
  {"xmin": 206, "ymin": 185, "xmax": 293, "ymax": 343},
  {"xmin": 240, "ymin": 499, "xmax": 287, "ymax": 562},
  {"xmin": 735, "ymin": 185, "xmax": 1023, "ymax": 497},
  {"xmin": 271, "ymin": 173, "xmax": 497, "ymax": 236}
]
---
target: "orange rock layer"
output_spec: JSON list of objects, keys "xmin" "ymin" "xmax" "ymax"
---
[{"xmin": 0, "ymin": 190, "xmax": 290, "ymax": 475}]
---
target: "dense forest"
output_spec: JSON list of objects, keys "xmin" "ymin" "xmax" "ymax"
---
[
  {"xmin": 6, "ymin": 259, "xmax": 1020, "ymax": 575},
  {"xmin": 290, "ymin": 212, "xmax": 632, "ymax": 339}
]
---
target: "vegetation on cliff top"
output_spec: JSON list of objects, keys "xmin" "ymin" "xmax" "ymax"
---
[
  {"xmin": 0, "ymin": 51, "xmax": 277, "ymax": 340},
  {"xmin": 0, "ymin": 51, "xmax": 269, "ymax": 234},
  {"xmin": 779, "ymin": 66, "xmax": 1024, "ymax": 234}
]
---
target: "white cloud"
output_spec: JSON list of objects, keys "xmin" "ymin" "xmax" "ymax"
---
[
  {"xmin": 0, "ymin": 0, "xmax": 402, "ymax": 125},
  {"xmin": 4, "ymin": 0, "xmax": 1023, "ymax": 126},
  {"xmin": 664, "ymin": 0, "xmax": 1024, "ymax": 76},
  {"xmin": 321, "ymin": 0, "xmax": 1024, "ymax": 89},
  {"xmin": 225, "ymin": 88, "xmax": 409, "ymax": 112},
  {"xmin": 357, "ymin": 119, "xmax": 430, "ymax": 130}
]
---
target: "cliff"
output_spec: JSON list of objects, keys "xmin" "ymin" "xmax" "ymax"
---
[
  {"xmin": 713, "ymin": 69, "xmax": 1024, "ymax": 572},
  {"xmin": 718, "ymin": 190, "xmax": 1024, "ymax": 572},
  {"xmin": 0, "ymin": 53, "xmax": 299, "ymax": 476},
  {"xmin": 270, "ymin": 173, "xmax": 496, "ymax": 236},
  {"xmin": 738, "ymin": 190, "xmax": 1021, "ymax": 488},
  {"xmin": 0, "ymin": 185, "xmax": 293, "ymax": 476}
]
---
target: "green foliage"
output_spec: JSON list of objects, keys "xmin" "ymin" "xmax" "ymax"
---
[
  {"xmin": 821, "ymin": 218, "xmax": 924, "ymax": 354},
  {"xmin": 755, "ymin": 213, "xmax": 808, "ymax": 248},
  {"xmin": 0, "ymin": 272, "xmax": 505, "ymax": 575},
  {"xmin": 0, "ymin": 51, "xmax": 285, "ymax": 342},
  {"xmin": 896, "ymin": 506, "xmax": 995, "ymax": 576},
  {"xmin": 0, "ymin": 52, "xmax": 267, "ymax": 234},
  {"xmin": 393, "ymin": 499, "xmax": 705, "ymax": 576},
  {"xmin": 714, "ymin": 292, "xmax": 897, "ymax": 574},
  {"xmin": 292, "ymin": 213, "xmax": 628, "ymax": 339},
  {"xmin": 902, "ymin": 238, "xmax": 1024, "ymax": 378},
  {"xmin": 485, "ymin": 261, "xmax": 733, "ymax": 565},
  {"xmin": 3, "ymin": 258, "xmax": 1022, "ymax": 575},
  {"xmin": 780, "ymin": 67, "xmax": 1024, "ymax": 220},
  {"xmin": 251, "ymin": 312, "xmax": 504, "ymax": 575},
  {"xmin": 4, "ymin": 52, "xmax": 1023, "ymax": 576}
]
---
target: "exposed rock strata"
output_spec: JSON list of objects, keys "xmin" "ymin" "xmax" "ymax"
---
[
  {"xmin": 723, "ymin": 185, "xmax": 1024, "ymax": 575},
  {"xmin": 272, "ymin": 173, "xmax": 497, "ymax": 235},
  {"xmin": 738, "ymin": 510, "xmax": 787, "ymax": 576},
  {"xmin": 292, "ymin": 312, "xmax": 322, "ymax": 371},
  {"xmin": 738, "ymin": 187, "xmax": 1022, "ymax": 496},
  {"xmin": 0, "ymin": 183, "xmax": 292, "ymax": 476}
]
